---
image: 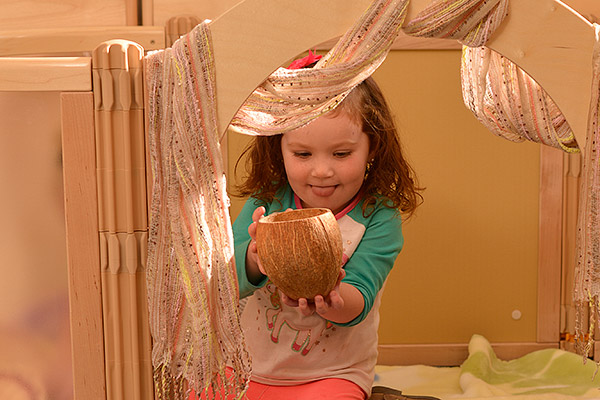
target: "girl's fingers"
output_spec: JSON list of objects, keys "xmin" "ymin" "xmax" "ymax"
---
[
  {"xmin": 328, "ymin": 290, "xmax": 344, "ymax": 310},
  {"xmin": 252, "ymin": 206, "xmax": 266, "ymax": 222},
  {"xmin": 280, "ymin": 292, "xmax": 299, "ymax": 307},
  {"xmin": 298, "ymin": 298, "xmax": 315, "ymax": 316},
  {"xmin": 314, "ymin": 295, "xmax": 329, "ymax": 315},
  {"xmin": 249, "ymin": 206, "xmax": 265, "ymax": 240},
  {"xmin": 248, "ymin": 221, "xmax": 257, "ymax": 238}
]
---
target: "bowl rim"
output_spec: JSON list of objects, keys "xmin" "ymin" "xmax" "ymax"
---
[{"xmin": 258, "ymin": 207, "xmax": 333, "ymax": 224}]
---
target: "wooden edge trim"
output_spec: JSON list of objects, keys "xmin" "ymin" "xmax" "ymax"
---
[
  {"xmin": 0, "ymin": 26, "xmax": 165, "ymax": 56},
  {"xmin": 61, "ymin": 92, "xmax": 107, "ymax": 399},
  {"xmin": 0, "ymin": 57, "xmax": 92, "ymax": 92},
  {"xmin": 537, "ymin": 145, "xmax": 564, "ymax": 343},
  {"xmin": 377, "ymin": 342, "xmax": 559, "ymax": 366}
]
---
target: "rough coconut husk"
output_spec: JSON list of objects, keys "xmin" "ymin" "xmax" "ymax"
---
[{"xmin": 256, "ymin": 208, "xmax": 342, "ymax": 300}]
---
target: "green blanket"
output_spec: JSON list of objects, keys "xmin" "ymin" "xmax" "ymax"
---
[
  {"xmin": 374, "ymin": 335, "xmax": 600, "ymax": 399},
  {"xmin": 460, "ymin": 335, "xmax": 600, "ymax": 397}
]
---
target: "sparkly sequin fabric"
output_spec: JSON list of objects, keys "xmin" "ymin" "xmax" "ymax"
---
[
  {"xmin": 403, "ymin": 0, "xmax": 509, "ymax": 47},
  {"xmin": 461, "ymin": 46, "xmax": 579, "ymax": 152},
  {"xmin": 573, "ymin": 25, "xmax": 600, "ymax": 359},
  {"xmin": 230, "ymin": 0, "xmax": 409, "ymax": 136},
  {"xmin": 146, "ymin": 23, "xmax": 250, "ymax": 399}
]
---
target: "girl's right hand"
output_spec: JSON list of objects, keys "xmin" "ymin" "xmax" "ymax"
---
[{"xmin": 246, "ymin": 206, "xmax": 266, "ymax": 283}]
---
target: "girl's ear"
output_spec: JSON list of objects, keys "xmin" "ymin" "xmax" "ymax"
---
[{"xmin": 367, "ymin": 139, "xmax": 378, "ymax": 162}]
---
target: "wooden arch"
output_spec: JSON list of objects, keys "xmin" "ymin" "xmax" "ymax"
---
[{"xmin": 210, "ymin": 0, "xmax": 595, "ymax": 148}]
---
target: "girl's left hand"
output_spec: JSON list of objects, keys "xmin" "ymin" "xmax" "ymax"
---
[{"xmin": 281, "ymin": 268, "xmax": 346, "ymax": 317}]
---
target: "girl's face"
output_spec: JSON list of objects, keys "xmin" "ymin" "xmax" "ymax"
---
[{"xmin": 281, "ymin": 112, "xmax": 370, "ymax": 214}]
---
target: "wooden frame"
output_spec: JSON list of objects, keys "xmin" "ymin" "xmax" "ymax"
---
[
  {"xmin": 61, "ymin": 92, "xmax": 106, "ymax": 398},
  {"xmin": 0, "ymin": 0, "xmax": 597, "ymax": 395}
]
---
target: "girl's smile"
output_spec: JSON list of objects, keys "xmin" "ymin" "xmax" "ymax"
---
[{"xmin": 281, "ymin": 112, "xmax": 371, "ymax": 214}]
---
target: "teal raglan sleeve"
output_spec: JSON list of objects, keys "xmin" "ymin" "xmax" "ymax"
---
[
  {"xmin": 233, "ymin": 197, "xmax": 269, "ymax": 298},
  {"xmin": 337, "ymin": 205, "xmax": 403, "ymax": 327}
]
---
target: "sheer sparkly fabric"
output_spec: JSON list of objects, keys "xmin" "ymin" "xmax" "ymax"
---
[
  {"xmin": 403, "ymin": 0, "xmax": 509, "ymax": 47},
  {"xmin": 573, "ymin": 25, "xmax": 600, "ymax": 358},
  {"xmin": 146, "ymin": 23, "xmax": 250, "ymax": 399},
  {"xmin": 460, "ymin": 46, "xmax": 579, "ymax": 152},
  {"xmin": 229, "ymin": 0, "xmax": 409, "ymax": 136}
]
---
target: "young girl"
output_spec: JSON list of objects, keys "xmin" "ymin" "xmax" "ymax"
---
[{"xmin": 233, "ymin": 76, "xmax": 421, "ymax": 400}]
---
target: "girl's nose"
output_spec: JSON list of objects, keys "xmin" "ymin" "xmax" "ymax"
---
[{"xmin": 311, "ymin": 161, "xmax": 334, "ymax": 178}]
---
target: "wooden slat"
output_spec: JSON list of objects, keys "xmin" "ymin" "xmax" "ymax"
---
[
  {"xmin": 0, "ymin": 57, "xmax": 91, "ymax": 91},
  {"xmin": 560, "ymin": 152, "xmax": 582, "ymax": 342},
  {"xmin": 537, "ymin": 145, "xmax": 564, "ymax": 343},
  {"xmin": 61, "ymin": 92, "xmax": 107, "ymax": 400},
  {"xmin": 0, "ymin": 26, "xmax": 165, "ymax": 56}
]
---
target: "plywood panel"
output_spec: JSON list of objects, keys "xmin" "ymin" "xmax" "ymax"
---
[
  {"xmin": 0, "ymin": 0, "xmax": 130, "ymax": 29},
  {"xmin": 376, "ymin": 51, "xmax": 540, "ymax": 344}
]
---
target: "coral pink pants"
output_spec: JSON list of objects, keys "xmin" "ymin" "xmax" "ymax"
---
[
  {"xmin": 244, "ymin": 379, "xmax": 366, "ymax": 400},
  {"xmin": 196, "ymin": 378, "xmax": 366, "ymax": 400}
]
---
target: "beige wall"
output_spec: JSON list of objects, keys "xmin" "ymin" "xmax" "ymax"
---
[{"xmin": 228, "ymin": 49, "xmax": 540, "ymax": 345}]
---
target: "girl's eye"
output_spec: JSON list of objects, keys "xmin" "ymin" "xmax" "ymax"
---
[
  {"xmin": 334, "ymin": 151, "xmax": 351, "ymax": 158},
  {"xmin": 294, "ymin": 152, "xmax": 311, "ymax": 158}
]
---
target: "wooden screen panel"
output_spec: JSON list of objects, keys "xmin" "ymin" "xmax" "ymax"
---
[{"xmin": 0, "ymin": 0, "xmax": 134, "ymax": 29}]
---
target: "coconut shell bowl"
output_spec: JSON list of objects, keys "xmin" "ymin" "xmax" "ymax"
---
[{"xmin": 256, "ymin": 208, "xmax": 343, "ymax": 300}]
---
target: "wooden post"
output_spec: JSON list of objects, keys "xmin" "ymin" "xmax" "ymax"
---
[
  {"xmin": 164, "ymin": 15, "xmax": 201, "ymax": 47},
  {"xmin": 92, "ymin": 40, "xmax": 153, "ymax": 400},
  {"xmin": 537, "ymin": 145, "xmax": 564, "ymax": 343}
]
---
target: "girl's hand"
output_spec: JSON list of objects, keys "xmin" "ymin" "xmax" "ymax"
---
[
  {"xmin": 280, "ymin": 268, "xmax": 346, "ymax": 318},
  {"xmin": 246, "ymin": 206, "xmax": 266, "ymax": 283}
]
